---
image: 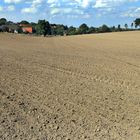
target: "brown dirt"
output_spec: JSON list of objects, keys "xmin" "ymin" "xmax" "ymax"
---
[{"xmin": 0, "ymin": 32, "xmax": 140, "ymax": 140}]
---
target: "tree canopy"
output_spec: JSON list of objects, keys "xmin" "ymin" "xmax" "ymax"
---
[
  {"xmin": 78, "ymin": 23, "xmax": 89, "ymax": 34},
  {"xmin": 99, "ymin": 25, "xmax": 111, "ymax": 33},
  {"xmin": 0, "ymin": 18, "xmax": 7, "ymax": 26},
  {"xmin": 134, "ymin": 18, "xmax": 140, "ymax": 28},
  {"xmin": 88, "ymin": 27, "xmax": 96, "ymax": 34},
  {"xmin": 35, "ymin": 20, "xmax": 51, "ymax": 36},
  {"xmin": 124, "ymin": 24, "xmax": 128, "ymax": 30},
  {"xmin": 67, "ymin": 26, "xmax": 77, "ymax": 35},
  {"xmin": 0, "ymin": 17, "xmax": 139, "ymax": 36},
  {"xmin": 20, "ymin": 20, "xmax": 29, "ymax": 24}
]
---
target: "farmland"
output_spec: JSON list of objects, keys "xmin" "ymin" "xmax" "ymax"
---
[{"xmin": 0, "ymin": 32, "xmax": 140, "ymax": 140}]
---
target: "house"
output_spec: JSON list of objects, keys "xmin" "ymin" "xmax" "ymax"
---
[
  {"xmin": 7, "ymin": 24, "xmax": 20, "ymax": 33},
  {"xmin": 0, "ymin": 24, "xmax": 20, "ymax": 33},
  {"xmin": 20, "ymin": 24, "xmax": 33, "ymax": 34},
  {"xmin": 0, "ymin": 25, "xmax": 8, "ymax": 32}
]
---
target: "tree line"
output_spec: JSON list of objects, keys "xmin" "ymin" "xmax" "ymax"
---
[{"xmin": 0, "ymin": 18, "xmax": 140, "ymax": 36}]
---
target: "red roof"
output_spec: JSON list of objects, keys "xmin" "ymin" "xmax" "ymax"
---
[{"xmin": 22, "ymin": 27, "xmax": 33, "ymax": 33}]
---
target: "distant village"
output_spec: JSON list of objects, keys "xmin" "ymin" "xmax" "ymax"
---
[
  {"xmin": 0, "ymin": 18, "xmax": 140, "ymax": 36},
  {"xmin": 0, "ymin": 23, "xmax": 33, "ymax": 34},
  {"xmin": 0, "ymin": 19, "xmax": 49, "ymax": 35},
  {"xmin": 0, "ymin": 18, "xmax": 66, "ymax": 36},
  {"xmin": 0, "ymin": 22, "xmax": 30, "ymax": 33}
]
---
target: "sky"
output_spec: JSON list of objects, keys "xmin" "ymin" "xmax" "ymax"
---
[{"xmin": 0, "ymin": 0, "xmax": 140, "ymax": 27}]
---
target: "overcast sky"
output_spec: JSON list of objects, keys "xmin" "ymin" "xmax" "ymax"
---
[{"xmin": 0, "ymin": 0, "xmax": 140, "ymax": 27}]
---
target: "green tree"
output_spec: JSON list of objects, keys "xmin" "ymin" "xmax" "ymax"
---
[
  {"xmin": 110, "ymin": 26, "xmax": 116, "ymax": 32},
  {"xmin": 30, "ymin": 22, "xmax": 37, "ymax": 33},
  {"xmin": 20, "ymin": 20, "xmax": 29, "ymax": 24},
  {"xmin": 78, "ymin": 23, "xmax": 89, "ymax": 34},
  {"xmin": 124, "ymin": 24, "xmax": 128, "ymax": 30},
  {"xmin": 131, "ymin": 23, "xmax": 134, "ymax": 28},
  {"xmin": 134, "ymin": 18, "xmax": 140, "ymax": 28},
  {"xmin": 0, "ymin": 18, "xmax": 7, "ymax": 25},
  {"xmin": 6, "ymin": 21, "xmax": 14, "ymax": 25},
  {"xmin": 117, "ymin": 24, "xmax": 121, "ymax": 31},
  {"xmin": 35, "ymin": 20, "xmax": 51, "ymax": 36},
  {"xmin": 51, "ymin": 24, "xmax": 67, "ymax": 36},
  {"xmin": 45, "ymin": 21, "xmax": 51, "ymax": 35},
  {"xmin": 67, "ymin": 26, "xmax": 77, "ymax": 35},
  {"xmin": 87, "ymin": 26, "xmax": 96, "ymax": 34},
  {"xmin": 99, "ymin": 24, "xmax": 111, "ymax": 33}
]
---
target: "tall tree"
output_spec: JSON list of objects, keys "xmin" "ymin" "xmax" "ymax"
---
[
  {"xmin": 134, "ymin": 18, "xmax": 140, "ymax": 28},
  {"xmin": 45, "ymin": 21, "xmax": 51, "ymax": 35},
  {"xmin": 30, "ymin": 22, "xmax": 37, "ymax": 33},
  {"xmin": 118, "ymin": 24, "xmax": 121, "ymax": 31},
  {"xmin": 35, "ymin": 20, "xmax": 51, "ymax": 36},
  {"xmin": 0, "ymin": 18, "xmax": 7, "ymax": 25},
  {"xmin": 124, "ymin": 24, "xmax": 128, "ymax": 30},
  {"xmin": 131, "ymin": 23, "xmax": 134, "ymax": 28},
  {"xmin": 78, "ymin": 23, "xmax": 89, "ymax": 34},
  {"xmin": 110, "ymin": 26, "xmax": 116, "ymax": 32}
]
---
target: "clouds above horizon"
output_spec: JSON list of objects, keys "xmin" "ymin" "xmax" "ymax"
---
[
  {"xmin": 0, "ymin": 0, "xmax": 140, "ymax": 26},
  {"xmin": 4, "ymin": 0, "xmax": 23, "ymax": 4}
]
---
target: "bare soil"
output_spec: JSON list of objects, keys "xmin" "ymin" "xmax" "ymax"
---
[{"xmin": 0, "ymin": 32, "xmax": 140, "ymax": 140}]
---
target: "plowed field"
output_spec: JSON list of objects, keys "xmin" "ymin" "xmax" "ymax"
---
[{"xmin": 0, "ymin": 32, "xmax": 140, "ymax": 140}]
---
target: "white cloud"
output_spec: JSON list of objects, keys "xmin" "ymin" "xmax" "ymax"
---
[
  {"xmin": 21, "ymin": 0, "xmax": 44, "ymax": 13},
  {"xmin": 121, "ymin": 7, "xmax": 140, "ymax": 17},
  {"xmin": 47, "ymin": 0, "xmax": 58, "ymax": 4},
  {"xmin": 82, "ymin": 0, "xmax": 90, "ymax": 8},
  {"xmin": 47, "ymin": 0, "xmax": 92, "ymax": 8},
  {"xmin": 4, "ymin": 0, "xmax": 22, "ymax": 3},
  {"xmin": 46, "ymin": 0, "xmax": 140, "ymax": 19},
  {"xmin": 21, "ymin": 7, "xmax": 37, "ymax": 13},
  {"xmin": 94, "ymin": 0, "xmax": 139, "ymax": 8},
  {"xmin": 94, "ymin": 0, "xmax": 108, "ymax": 8},
  {"xmin": 2, "ymin": 0, "xmax": 140, "ymax": 20},
  {"xmin": 0, "ymin": 5, "xmax": 15, "ymax": 12},
  {"xmin": 7, "ymin": 5, "xmax": 15, "ymax": 11},
  {"xmin": 74, "ymin": 0, "xmax": 91, "ymax": 8},
  {"xmin": 0, "ymin": 6, "xmax": 3, "ymax": 11},
  {"xmin": 50, "ymin": 7, "xmax": 83, "ymax": 15}
]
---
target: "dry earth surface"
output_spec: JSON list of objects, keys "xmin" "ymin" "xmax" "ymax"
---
[{"xmin": 0, "ymin": 32, "xmax": 140, "ymax": 140}]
